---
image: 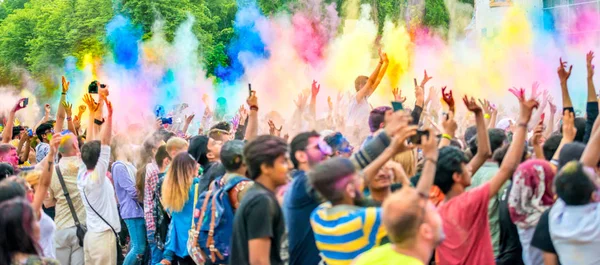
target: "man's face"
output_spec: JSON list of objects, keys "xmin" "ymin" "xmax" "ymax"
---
[
  {"xmin": 370, "ymin": 163, "xmax": 393, "ymax": 191},
  {"xmin": 458, "ymin": 163, "xmax": 473, "ymax": 187},
  {"xmin": 43, "ymin": 129, "xmax": 53, "ymax": 143},
  {"xmin": 305, "ymin": 137, "xmax": 330, "ymax": 166},
  {"xmin": 207, "ymin": 138, "xmax": 223, "ymax": 160},
  {"xmin": 335, "ymin": 139, "xmax": 354, "ymax": 158},
  {"xmin": 383, "ymin": 110, "xmax": 393, "ymax": 127},
  {"xmin": 0, "ymin": 148, "xmax": 19, "ymax": 167},
  {"xmin": 266, "ymin": 154, "xmax": 290, "ymax": 187}
]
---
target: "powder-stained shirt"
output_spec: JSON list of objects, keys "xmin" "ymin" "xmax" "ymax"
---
[
  {"xmin": 353, "ymin": 244, "xmax": 424, "ymax": 265},
  {"xmin": 436, "ymin": 183, "xmax": 494, "ymax": 265},
  {"xmin": 310, "ymin": 203, "xmax": 387, "ymax": 265},
  {"xmin": 48, "ymin": 156, "xmax": 87, "ymax": 230}
]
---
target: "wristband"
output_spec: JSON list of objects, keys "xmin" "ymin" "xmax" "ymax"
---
[
  {"xmin": 61, "ymin": 92, "xmax": 66, "ymax": 95},
  {"xmin": 66, "ymin": 117, "xmax": 72, "ymax": 121},
  {"xmin": 94, "ymin": 118, "xmax": 105, "ymax": 125},
  {"xmin": 249, "ymin": 105, "xmax": 259, "ymax": 111},
  {"xmin": 484, "ymin": 113, "xmax": 491, "ymax": 119},
  {"xmin": 441, "ymin": 134, "xmax": 452, "ymax": 140},
  {"xmin": 424, "ymin": 157, "xmax": 438, "ymax": 165}
]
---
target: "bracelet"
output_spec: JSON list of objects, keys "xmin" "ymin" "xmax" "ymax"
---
[
  {"xmin": 61, "ymin": 92, "xmax": 66, "ymax": 95},
  {"xmin": 484, "ymin": 113, "xmax": 491, "ymax": 119},
  {"xmin": 441, "ymin": 134, "xmax": 453, "ymax": 140},
  {"xmin": 249, "ymin": 105, "xmax": 259, "ymax": 111},
  {"xmin": 66, "ymin": 117, "xmax": 72, "ymax": 121},
  {"xmin": 94, "ymin": 118, "xmax": 105, "ymax": 125},
  {"xmin": 424, "ymin": 157, "xmax": 438, "ymax": 165}
]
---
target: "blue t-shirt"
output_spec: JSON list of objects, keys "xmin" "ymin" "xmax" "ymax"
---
[{"xmin": 283, "ymin": 170, "xmax": 322, "ymax": 265}]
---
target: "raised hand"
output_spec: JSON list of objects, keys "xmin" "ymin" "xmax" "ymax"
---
[
  {"xmin": 508, "ymin": 87, "xmax": 525, "ymax": 101},
  {"xmin": 420, "ymin": 128, "xmax": 439, "ymax": 160},
  {"xmin": 442, "ymin": 111, "xmax": 458, "ymax": 137},
  {"xmin": 62, "ymin": 101, "xmax": 73, "ymax": 118},
  {"xmin": 83, "ymin": 94, "xmax": 99, "ymax": 112},
  {"xmin": 49, "ymin": 133, "xmax": 62, "ymax": 154},
  {"xmin": 379, "ymin": 48, "xmax": 389, "ymax": 64},
  {"xmin": 427, "ymin": 86, "xmax": 437, "ymax": 104},
  {"xmin": 516, "ymin": 89, "xmax": 540, "ymax": 124},
  {"xmin": 78, "ymin": 105, "xmax": 86, "ymax": 115},
  {"xmin": 238, "ymin": 105, "xmax": 248, "ymax": 121},
  {"xmin": 268, "ymin": 120, "xmax": 282, "ymax": 136},
  {"xmin": 185, "ymin": 114, "xmax": 195, "ymax": 124},
  {"xmin": 588, "ymin": 51, "xmax": 595, "ymax": 78},
  {"xmin": 311, "ymin": 80, "xmax": 320, "ymax": 98},
  {"xmin": 327, "ymin": 96, "xmax": 333, "ymax": 111},
  {"xmin": 562, "ymin": 110, "xmax": 577, "ymax": 142},
  {"xmin": 12, "ymin": 98, "xmax": 27, "ymax": 113},
  {"xmin": 294, "ymin": 92, "xmax": 308, "ymax": 110},
  {"xmin": 44, "ymin": 104, "xmax": 51, "ymax": 115},
  {"xmin": 415, "ymin": 82, "xmax": 425, "ymax": 105},
  {"xmin": 390, "ymin": 124, "xmax": 418, "ymax": 154},
  {"xmin": 247, "ymin": 90, "xmax": 258, "ymax": 107},
  {"xmin": 420, "ymin": 70, "xmax": 433, "ymax": 88},
  {"xmin": 530, "ymin": 122, "xmax": 544, "ymax": 146},
  {"xmin": 558, "ymin": 57, "xmax": 573, "ymax": 83},
  {"xmin": 463, "ymin": 96, "xmax": 482, "ymax": 113},
  {"xmin": 392, "ymin": 87, "xmax": 407, "ymax": 103},
  {"xmin": 441, "ymin": 86, "xmax": 455, "ymax": 112},
  {"xmin": 384, "ymin": 111, "xmax": 413, "ymax": 138},
  {"xmin": 61, "ymin": 76, "xmax": 70, "ymax": 94}
]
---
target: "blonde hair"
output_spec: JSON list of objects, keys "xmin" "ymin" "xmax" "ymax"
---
[
  {"xmin": 166, "ymin": 137, "xmax": 189, "ymax": 155},
  {"xmin": 23, "ymin": 170, "xmax": 41, "ymax": 188},
  {"xmin": 393, "ymin": 150, "xmax": 416, "ymax": 179},
  {"xmin": 161, "ymin": 153, "xmax": 197, "ymax": 212}
]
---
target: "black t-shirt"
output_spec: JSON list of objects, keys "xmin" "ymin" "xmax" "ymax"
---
[
  {"xmin": 497, "ymin": 183, "xmax": 525, "ymax": 265},
  {"xmin": 532, "ymin": 208, "xmax": 561, "ymax": 264},
  {"xmin": 229, "ymin": 182, "xmax": 285, "ymax": 265}
]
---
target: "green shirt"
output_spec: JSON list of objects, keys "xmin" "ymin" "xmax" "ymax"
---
[
  {"xmin": 467, "ymin": 161, "xmax": 506, "ymax": 257},
  {"xmin": 353, "ymin": 244, "xmax": 424, "ymax": 265}
]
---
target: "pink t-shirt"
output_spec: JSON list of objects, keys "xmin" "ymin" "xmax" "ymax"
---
[{"xmin": 436, "ymin": 183, "xmax": 494, "ymax": 265}]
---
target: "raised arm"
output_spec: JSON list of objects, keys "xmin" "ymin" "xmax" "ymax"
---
[
  {"xmin": 545, "ymin": 97, "xmax": 557, "ymax": 139},
  {"xmin": 32, "ymin": 133, "xmax": 60, "ymax": 217},
  {"xmin": 531, "ymin": 121, "xmax": 545, "ymax": 159},
  {"xmin": 585, "ymin": 51, "xmax": 598, "ymax": 143},
  {"xmin": 551, "ymin": 110, "xmax": 577, "ymax": 163},
  {"xmin": 63, "ymin": 101, "xmax": 76, "ymax": 134},
  {"xmin": 309, "ymin": 80, "xmax": 320, "ymax": 120},
  {"xmin": 244, "ymin": 90, "xmax": 259, "ymax": 141},
  {"xmin": 34, "ymin": 104, "xmax": 51, "ymax": 131},
  {"xmin": 181, "ymin": 114, "xmax": 195, "ymax": 136},
  {"xmin": 416, "ymin": 128, "xmax": 439, "ymax": 196},
  {"xmin": 101, "ymin": 99, "xmax": 113, "ymax": 146},
  {"xmin": 558, "ymin": 58, "xmax": 573, "ymax": 109},
  {"xmin": 438, "ymin": 111, "xmax": 457, "ymax": 148},
  {"xmin": 488, "ymin": 89, "xmax": 537, "ymax": 198},
  {"xmin": 54, "ymin": 76, "xmax": 70, "ymax": 133},
  {"xmin": 82, "ymin": 94, "xmax": 98, "ymax": 141},
  {"xmin": 464, "ymin": 96, "xmax": 492, "ymax": 174},
  {"xmin": 372, "ymin": 53, "xmax": 389, "ymax": 90},
  {"xmin": 1, "ymin": 99, "xmax": 26, "ymax": 143},
  {"xmin": 581, "ymin": 110, "xmax": 600, "ymax": 167},
  {"xmin": 355, "ymin": 52, "xmax": 388, "ymax": 102}
]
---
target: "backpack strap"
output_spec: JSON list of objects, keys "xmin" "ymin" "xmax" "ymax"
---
[
  {"xmin": 207, "ymin": 188, "xmax": 224, "ymax": 262},
  {"xmin": 191, "ymin": 182, "xmax": 213, "ymax": 260}
]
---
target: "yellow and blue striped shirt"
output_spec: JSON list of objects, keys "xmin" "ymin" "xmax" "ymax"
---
[{"xmin": 310, "ymin": 203, "xmax": 387, "ymax": 265}]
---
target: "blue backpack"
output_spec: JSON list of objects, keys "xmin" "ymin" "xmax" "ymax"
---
[{"xmin": 192, "ymin": 175, "xmax": 250, "ymax": 264}]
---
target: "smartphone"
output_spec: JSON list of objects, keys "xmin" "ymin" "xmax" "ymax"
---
[
  {"xmin": 409, "ymin": 130, "xmax": 430, "ymax": 145},
  {"xmin": 88, "ymin": 81, "xmax": 99, "ymax": 94},
  {"xmin": 391, "ymin": 101, "xmax": 404, "ymax": 111},
  {"xmin": 248, "ymin": 83, "xmax": 252, "ymax": 96},
  {"xmin": 161, "ymin": 117, "xmax": 173, "ymax": 125},
  {"xmin": 22, "ymin": 98, "xmax": 29, "ymax": 108},
  {"xmin": 27, "ymin": 128, "xmax": 33, "ymax": 137}
]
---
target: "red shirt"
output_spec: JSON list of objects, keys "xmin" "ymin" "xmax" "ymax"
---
[{"xmin": 436, "ymin": 183, "xmax": 494, "ymax": 265}]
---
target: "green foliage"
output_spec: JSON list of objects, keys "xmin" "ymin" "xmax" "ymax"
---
[{"xmin": 0, "ymin": 0, "xmax": 471, "ymax": 87}]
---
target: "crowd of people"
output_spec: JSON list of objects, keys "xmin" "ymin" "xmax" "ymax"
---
[{"xmin": 0, "ymin": 50, "xmax": 600, "ymax": 265}]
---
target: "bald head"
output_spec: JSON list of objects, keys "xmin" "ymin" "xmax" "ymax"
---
[
  {"xmin": 58, "ymin": 133, "xmax": 79, "ymax": 156},
  {"xmin": 382, "ymin": 187, "xmax": 423, "ymax": 245}
]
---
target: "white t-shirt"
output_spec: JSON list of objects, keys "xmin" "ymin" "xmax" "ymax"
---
[
  {"xmin": 346, "ymin": 94, "xmax": 372, "ymax": 128},
  {"xmin": 39, "ymin": 211, "xmax": 56, "ymax": 258},
  {"xmin": 77, "ymin": 145, "xmax": 121, "ymax": 233},
  {"xmin": 550, "ymin": 199, "xmax": 600, "ymax": 265}
]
